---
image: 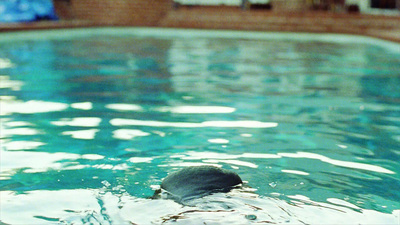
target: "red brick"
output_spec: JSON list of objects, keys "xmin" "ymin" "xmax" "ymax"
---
[{"xmin": 69, "ymin": 0, "xmax": 172, "ymax": 26}]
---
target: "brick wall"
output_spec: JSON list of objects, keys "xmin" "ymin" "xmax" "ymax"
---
[
  {"xmin": 160, "ymin": 7, "xmax": 400, "ymax": 42},
  {"xmin": 55, "ymin": 0, "xmax": 173, "ymax": 26},
  {"xmin": 49, "ymin": 0, "xmax": 400, "ymax": 43},
  {"xmin": 272, "ymin": 0, "xmax": 308, "ymax": 12},
  {"xmin": 54, "ymin": 0, "xmax": 310, "ymax": 23},
  {"xmin": 53, "ymin": 0, "xmax": 74, "ymax": 19}
]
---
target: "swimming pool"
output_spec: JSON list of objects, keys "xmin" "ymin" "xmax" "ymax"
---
[{"xmin": 0, "ymin": 28, "xmax": 399, "ymax": 224}]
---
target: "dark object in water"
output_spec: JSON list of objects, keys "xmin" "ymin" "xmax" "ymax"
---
[{"xmin": 159, "ymin": 166, "xmax": 243, "ymax": 202}]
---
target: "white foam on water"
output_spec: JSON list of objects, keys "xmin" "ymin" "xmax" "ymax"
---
[{"xmin": 2, "ymin": 189, "xmax": 398, "ymax": 225}]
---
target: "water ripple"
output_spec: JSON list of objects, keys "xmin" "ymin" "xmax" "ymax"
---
[
  {"xmin": 110, "ymin": 119, "xmax": 278, "ymax": 128},
  {"xmin": 278, "ymin": 152, "xmax": 395, "ymax": 174},
  {"xmin": 168, "ymin": 151, "xmax": 394, "ymax": 174}
]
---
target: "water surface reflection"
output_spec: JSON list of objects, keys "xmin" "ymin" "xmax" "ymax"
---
[{"xmin": 0, "ymin": 29, "xmax": 399, "ymax": 224}]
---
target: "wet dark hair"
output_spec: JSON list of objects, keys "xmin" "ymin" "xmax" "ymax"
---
[{"xmin": 154, "ymin": 166, "xmax": 243, "ymax": 203}]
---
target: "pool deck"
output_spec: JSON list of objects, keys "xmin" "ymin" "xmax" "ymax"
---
[{"xmin": 0, "ymin": 7, "xmax": 399, "ymax": 43}]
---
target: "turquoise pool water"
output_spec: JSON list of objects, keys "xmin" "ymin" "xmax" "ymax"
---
[{"xmin": 0, "ymin": 28, "xmax": 399, "ymax": 224}]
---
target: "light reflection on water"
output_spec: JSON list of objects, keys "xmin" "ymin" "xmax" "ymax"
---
[
  {"xmin": 110, "ymin": 118, "xmax": 278, "ymax": 128},
  {"xmin": 0, "ymin": 28, "xmax": 400, "ymax": 224}
]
